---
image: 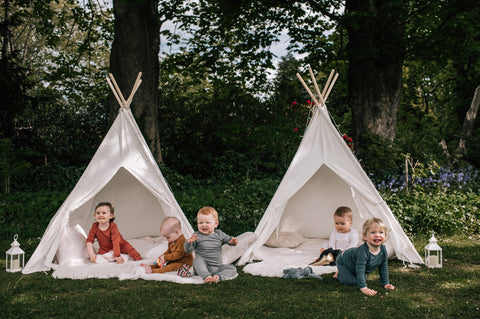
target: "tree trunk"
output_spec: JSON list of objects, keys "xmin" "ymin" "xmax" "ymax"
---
[
  {"xmin": 455, "ymin": 85, "xmax": 480, "ymax": 160},
  {"xmin": 110, "ymin": 0, "xmax": 163, "ymax": 164},
  {"xmin": 345, "ymin": 0, "xmax": 405, "ymax": 146}
]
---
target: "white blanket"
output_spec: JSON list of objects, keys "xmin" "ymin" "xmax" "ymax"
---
[
  {"xmin": 52, "ymin": 232, "xmax": 256, "ymax": 284},
  {"xmin": 242, "ymin": 238, "xmax": 337, "ymax": 278}
]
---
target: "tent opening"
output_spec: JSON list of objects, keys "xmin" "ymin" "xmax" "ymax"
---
[
  {"xmin": 69, "ymin": 167, "xmax": 168, "ymax": 240},
  {"xmin": 279, "ymin": 165, "xmax": 359, "ymax": 238}
]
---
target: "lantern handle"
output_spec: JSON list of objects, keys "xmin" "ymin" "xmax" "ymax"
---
[{"xmin": 14, "ymin": 234, "xmax": 18, "ymax": 241}]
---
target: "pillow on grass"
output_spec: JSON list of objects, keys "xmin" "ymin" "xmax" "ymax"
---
[
  {"xmin": 56, "ymin": 224, "xmax": 89, "ymax": 265},
  {"xmin": 265, "ymin": 231, "xmax": 305, "ymax": 248}
]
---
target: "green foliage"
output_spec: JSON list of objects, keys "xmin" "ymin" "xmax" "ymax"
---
[
  {"xmin": 158, "ymin": 55, "xmax": 311, "ymax": 178},
  {"xmin": 0, "ymin": 191, "xmax": 68, "ymax": 240},
  {"xmin": 169, "ymin": 175, "xmax": 280, "ymax": 236},
  {"xmin": 3, "ymin": 168, "xmax": 480, "ymax": 243},
  {"xmin": 354, "ymin": 133, "xmax": 404, "ymax": 175},
  {"xmin": 11, "ymin": 164, "xmax": 85, "ymax": 192},
  {"xmin": 0, "ymin": 138, "xmax": 31, "ymax": 193},
  {"xmin": 385, "ymin": 190, "xmax": 480, "ymax": 236},
  {"xmin": 1, "ymin": 0, "xmax": 112, "ymax": 170}
]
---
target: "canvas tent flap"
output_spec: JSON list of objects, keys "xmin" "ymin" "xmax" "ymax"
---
[
  {"xmin": 238, "ymin": 105, "xmax": 423, "ymax": 266},
  {"xmin": 23, "ymin": 107, "xmax": 193, "ymax": 274}
]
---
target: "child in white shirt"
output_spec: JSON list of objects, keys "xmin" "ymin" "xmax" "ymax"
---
[{"xmin": 311, "ymin": 206, "xmax": 359, "ymax": 266}]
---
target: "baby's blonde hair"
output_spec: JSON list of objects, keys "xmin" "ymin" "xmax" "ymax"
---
[
  {"xmin": 362, "ymin": 217, "xmax": 387, "ymax": 237},
  {"xmin": 160, "ymin": 216, "xmax": 181, "ymax": 235},
  {"xmin": 334, "ymin": 206, "xmax": 353, "ymax": 221},
  {"xmin": 197, "ymin": 206, "xmax": 219, "ymax": 222}
]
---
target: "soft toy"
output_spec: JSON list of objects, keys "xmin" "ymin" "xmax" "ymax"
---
[{"xmin": 282, "ymin": 267, "xmax": 322, "ymax": 280}]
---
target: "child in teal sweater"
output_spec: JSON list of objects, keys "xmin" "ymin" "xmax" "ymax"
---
[{"xmin": 335, "ymin": 217, "xmax": 395, "ymax": 296}]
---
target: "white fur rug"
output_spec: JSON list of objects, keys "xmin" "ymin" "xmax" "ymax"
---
[
  {"xmin": 242, "ymin": 239, "xmax": 337, "ymax": 278},
  {"xmin": 52, "ymin": 232, "xmax": 255, "ymax": 284},
  {"xmin": 52, "ymin": 259, "xmax": 208, "ymax": 284}
]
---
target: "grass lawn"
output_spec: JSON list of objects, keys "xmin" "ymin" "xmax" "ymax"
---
[{"xmin": 2, "ymin": 234, "xmax": 480, "ymax": 319}]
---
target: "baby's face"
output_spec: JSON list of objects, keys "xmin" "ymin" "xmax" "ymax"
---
[
  {"xmin": 363, "ymin": 224, "xmax": 386, "ymax": 248},
  {"xmin": 334, "ymin": 215, "xmax": 352, "ymax": 234},
  {"xmin": 197, "ymin": 213, "xmax": 218, "ymax": 235},
  {"xmin": 162, "ymin": 230, "xmax": 181, "ymax": 243},
  {"xmin": 94, "ymin": 205, "xmax": 113, "ymax": 226}
]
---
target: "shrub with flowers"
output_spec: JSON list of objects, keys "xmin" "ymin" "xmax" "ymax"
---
[
  {"xmin": 342, "ymin": 134, "xmax": 354, "ymax": 149},
  {"xmin": 287, "ymin": 100, "xmax": 313, "ymax": 133},
  {"xmin": 375, "ymin": 166, "xmax": 480, "ymax": 194},
  {"xmin": 373, "ymin": 166, "xmax": 480, "ymax": 235}
]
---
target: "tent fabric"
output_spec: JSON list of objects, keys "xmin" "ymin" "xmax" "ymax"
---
[
  {"xmin": 238, "ymin": 105, "xmax": 423, "ymax": 266},
  {"xmin": 23, "ymin": 108, "xmax": 193, "ymax": 274}
]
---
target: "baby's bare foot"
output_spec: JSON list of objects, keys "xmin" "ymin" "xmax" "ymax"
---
[
  {"xmin": 140, "ymin": 263, "xmax": 152, "ymax": 274},
  {"xmin": 333, "ymin": 271, "xmax": 338, "ymax": 279},
  {"xmin": 212, "ymin": 275, "xmax": 220, "ymax": 283},
  {"xmin": 204, "ymin": 276, "xmax": 214, "ymax": 284}
]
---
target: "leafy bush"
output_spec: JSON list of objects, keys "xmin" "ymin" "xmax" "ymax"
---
[
  {"xmin": 0, "ymin": 191, "xmax": 68, "ymax": 240},
  {"xmin": 10, "ymin": 165, "xmax": 85, "ymax": 192},
  {"xmin": 2, "ymin": 165, "xmax": 480, "ymax": 241},
  {"xmin": 375, "ymin": 165, "xmax": 480, "ymax": 235},
  {"xmin": 376, "ymin": 166, "xmax": 480, "ymax": 194},
  {"xmin": 385, "ymin": 190, "xmax": 480, "ymax": 236},
  {"xmin": 172, "ymin": 176, "xmax": 280, "ymax": 235}
]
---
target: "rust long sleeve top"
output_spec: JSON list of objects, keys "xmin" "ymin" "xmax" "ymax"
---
[{"xmin": 86, "ymin": 222, "xmax": 127, "ymax": 258}]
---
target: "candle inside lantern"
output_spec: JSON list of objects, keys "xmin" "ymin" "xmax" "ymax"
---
[
  {"xmin": 428, "ymin": 255, "xmax": 438, "ymax": 267},
  {"xmin": 11, "ymin": 259, "xmax": 20, "ymax": 271}
]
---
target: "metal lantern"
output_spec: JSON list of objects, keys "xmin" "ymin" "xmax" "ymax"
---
[
  {"xmin": 425, "ymin": 231, "xmax": 442, "ymax": 268},
  {"xmin": 6, "ymin": 234, "xmax": 25, "ymax": 272}
]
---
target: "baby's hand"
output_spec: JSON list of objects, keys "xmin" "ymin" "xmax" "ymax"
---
[
  {"xmin": 384, "ymin": 284, "xmax": 395, "ymax": 290},
  {"xmin": 115, "ymin": 256, "xmax": 125, "ymax": 264},
  {"xmin": 229, "ymin": 237, "xmax": 238, "ymax": 245},
  {"xmin": 188, "ymin": 234, "xmax": 199, "ymax": 243},
  {"xmin": 90, "ymin": 255, "xmax": 97, "ymax": 263},
  {"xmin": 157, "ymin": 255, "xmax": 165, "ymax": 265},
  {"xmin": 360, "ymin": 287, "xmax": 377, "ymax": 296}
]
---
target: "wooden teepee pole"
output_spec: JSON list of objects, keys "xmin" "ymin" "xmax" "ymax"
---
[
  {"xmin": 324, "ymin": 72, "xmax": 339, "ymax": 102},
  {"xmin": 125, "ymin": 72, "xmax": 143, "ymax": 108},
  {"xmin": 296, "ymin": 73, "xmax": 320, "ymax": 107},
  {"xmin": 106, "ymin": 77, "xmax": 124, "ymax": 107},
  {"xmin": 308, "ymin": 66, "xmax": 325, "ymax": 106},
  {"xmin": 108, "ymin": 73, "xmax": 127, "ymax": 107},
  {"xmin": 322, "ymin": 70, "xmax": 335, "ymax": 97}
]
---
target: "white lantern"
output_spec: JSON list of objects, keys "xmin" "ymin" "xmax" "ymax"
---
[
  {"xmin": 425, "ymin": 231, "xmax": 442, "ymax": 268},
  {"xmin": 6, "ymin": 234, "xmax": 25, "ymax": 272}
]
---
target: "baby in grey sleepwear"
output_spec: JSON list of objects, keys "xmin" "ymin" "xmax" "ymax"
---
[{"xmin": 185, "ymin": 207, "xmax": 238, "ymax": 283}]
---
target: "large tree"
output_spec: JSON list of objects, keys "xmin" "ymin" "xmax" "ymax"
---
[
  {"xmin": 344, "ymin": 0, "xmax": 405, "ymax": 145},
  {"xmin": 172, "ymin": 0, "xmax": 406, "ymax": 147},
  {"xmin": 110, "ymin": 0, "xmax": 162, "ymax": 163}
]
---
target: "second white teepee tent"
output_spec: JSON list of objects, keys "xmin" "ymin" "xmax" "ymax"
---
[
  {"xmin": 238, "ymin": 69, "xmax": 423, "ymax": 266},
  {"xmin": 23, "ymin": 73, "xmax": 193, "ymax": 274}
]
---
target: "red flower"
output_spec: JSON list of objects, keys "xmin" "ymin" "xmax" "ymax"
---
[
  {"xmin": 343, "ymin": 134, "xmax": 348, "ymax": 139},
  {"xmin": 347, "ymin": 137, "xmax": 353, "ymax": 142},
  {"xmin": 307, "ymin": 100, "xmax": 311, "ymax": 105},
  {"xmin": 348, "ymin": 144, "xmax": 352, "ymax": 148},
  {"xmin": 294, "ymin": 128, "xmax": 298, "ymax": 132},
  {"xmin": 291, "ymin": 101, "xmax": 297, "ymax": 106}
]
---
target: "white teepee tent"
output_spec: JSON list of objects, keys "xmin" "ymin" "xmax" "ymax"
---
[
  {"xmin": 238, "ymin": 69, "xmax": 423, "ymax": 266},
  {"xmin": 23, "ymin": 73, "xmax": 194, "ymax": 274}
]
